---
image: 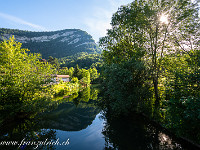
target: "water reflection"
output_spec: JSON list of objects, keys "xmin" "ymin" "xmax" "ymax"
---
[
  {"xmin": 0, "ymin": 86, "xmax": 197, "ymax": 150},
  {"xmin": 0, "ymin": 118, "xmax": 57, "ymax": 150},
  {"xmin": 0, "ymin": 86, "xmax": 100, "ymax": 150},
  {"xmin": 102, "ymin": 112, "xmax": 189, "ymax": 150},
  {"xmin": 40, "ymin": 99, "xmax": 100, "ymax": 131}
]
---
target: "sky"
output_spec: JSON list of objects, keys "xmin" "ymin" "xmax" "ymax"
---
[{"xmin": 0, "ymin": 0, "xmax": 133, "ymax": 42}]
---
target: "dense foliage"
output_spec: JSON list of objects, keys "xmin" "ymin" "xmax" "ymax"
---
[
  {"xmin": 0, "ymin": 37, "xmax": 55, "ymax": 112},
  {"xmin": 59, "ymin": 52, "xmax": 103, "ymax": 71},
  {"xmin": 0, "ymin": 28, "xmax": 101, "ymax": 59},
  {"xmin": 48, "ymin": 56, "xmax": 60, "ymax": 70},
  {"xmin": 101, "ymin": 58, "xmax": 152, "ymax": 115},
  {"xmin": 58, "ymin": 64, "xmax": 99, "ymax": 84},
  {"xmin": 99, "ymin": 0, "xmax": 200, "ymax": 143}
]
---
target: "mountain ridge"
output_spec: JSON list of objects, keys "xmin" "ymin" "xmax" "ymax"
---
[{"xmin": 0, "ymin": 28, "xmax": 101, "ymax": 59}]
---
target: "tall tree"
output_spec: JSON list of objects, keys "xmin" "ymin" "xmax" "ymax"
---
[
  {"xmin": 99, "ymin": 0, "xmax": 200, "ymax": 105},
  {"xmin": 73, "ymin": 64, "xmax": 80, "ymax": 78}
]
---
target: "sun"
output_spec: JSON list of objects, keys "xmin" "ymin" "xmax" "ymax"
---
[{"xmin": 160, "ymin": 14, "xmax": 168, "ymax": 24}]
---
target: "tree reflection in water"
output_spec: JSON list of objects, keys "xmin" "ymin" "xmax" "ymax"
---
[
  {"xmin": 0, "ymin": 86, "xmax": 100, "ymax": 150},
  {"xmin": 0, "ymin": 116, "xmax": 56, "ymax": 150},
  {"xmin": 101, "ymin": 112, "xmax": 189, "ymax": 150},
  {"xmin": 1, "ymin": 86, "xmax": 194, "ymax": 150}
]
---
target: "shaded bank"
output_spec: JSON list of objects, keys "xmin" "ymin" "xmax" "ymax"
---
[{"xmin": 101, "ymin": 110, "xmax": 199, "ymax": 150}]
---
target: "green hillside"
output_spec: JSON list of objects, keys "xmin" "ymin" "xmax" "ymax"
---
[
  {"xmin": 59, "ymin": 52, "xmax": 103, "ymax": 70},
  {"xmin": 0, "ymin": 28, "xmax": 101, "ymax": 59}
]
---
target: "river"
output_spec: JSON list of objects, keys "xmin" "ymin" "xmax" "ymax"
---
[{"xmin": 0, "ymin": 86, "xmax": 196, "ymax": 150}]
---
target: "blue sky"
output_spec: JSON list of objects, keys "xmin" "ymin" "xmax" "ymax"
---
[{"xmin": 0, "ymin": 0, "xmax": 133, "ymax": 42}]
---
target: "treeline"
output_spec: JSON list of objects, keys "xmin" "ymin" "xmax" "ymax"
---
[
  {"xmin": 0, "ymin": 28, "xmax": 101, "ymax": 59},
  {"xmin": 58, "ymin": 64, "xmax": 100, "ymax": 84},
  {"xmin": 99, "ymin": 0, "xmax": 200, "ymax": 144},
  {"xmin": 0, "ymin": 28, "xmax": 81, "ymax": 37},
  {"xmin": 40, "ymin": 55, "xmax": 100, "ymax": 84},
  {"xmin": 59, "ymin": 52, "xmax": 103, "ymax": 71}
]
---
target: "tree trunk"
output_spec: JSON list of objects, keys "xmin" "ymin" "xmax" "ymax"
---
[
  {"xmin": 153, "ymin": 23, "xmax": 160, "ymax": 107},
  {"xmin": 153, "ymin": 76, "xmax": 160, "ymax": 106}
]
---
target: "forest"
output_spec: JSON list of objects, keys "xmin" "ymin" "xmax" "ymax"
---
[{"xmin": 59, "ymin": 52, "xmax": 103, "ymax": 70}]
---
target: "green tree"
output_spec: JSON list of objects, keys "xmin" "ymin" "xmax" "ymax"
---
[
  {"xmin": 101, "ymin": 58, "xmax": 151, "ymax": 115},
  {"xmin": 99, "ymin": 0, "xmax": 200, "ymax": 106},
  {"xmin": 73, "ymin": 64, "xmax": 80, "ymax": 78},
  {"xmin": 48, "ymin": 56, "xmax": 60, "ymax": 71},
  {"xmin": 0, "ymin": 37, "xmax": 55, "ymax": 111},
  {"xmin": 71, "ymin": 77, "xmax": 79, "ymax": 83},
  {"xmin": 79, "ymin": 69, "xmax": 91, "ymax": 86},
  {"xmin": 68, "ymin": 67, "xmax": 74, "ymax": 77},
  {"xmin": 89, "ymin": 67, "xmax": 99, "ymax": 82},
  {"xmin": 58, "ymin": 67, "xmax": 68, "ymax": 75}
]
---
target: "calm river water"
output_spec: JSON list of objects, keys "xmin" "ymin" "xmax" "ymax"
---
[{"xmin": 0, "ymin": 87, "xmax": 196, "ymax": 150}]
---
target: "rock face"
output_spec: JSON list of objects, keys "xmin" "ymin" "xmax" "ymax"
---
[{"xmin": 0, "ymin": 28, "xmax": 101, "ymax": 58}]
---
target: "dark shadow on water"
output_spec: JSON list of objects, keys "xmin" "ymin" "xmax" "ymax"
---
[{"xmin": 101, "ymin": 111, "xmax": 198, "ymax": 150}]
